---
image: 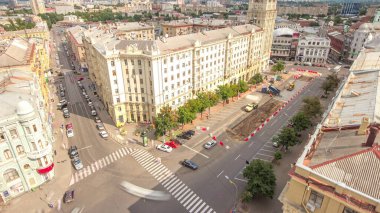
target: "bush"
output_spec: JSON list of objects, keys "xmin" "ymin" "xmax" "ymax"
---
[{"xmin": 274, "ymin": 151, "xmax": 282, "ymax": 161}]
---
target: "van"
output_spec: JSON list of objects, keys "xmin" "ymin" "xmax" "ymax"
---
[{"xmin": 303, "ymin": 62, "xmax": 312, "ymax": 66}]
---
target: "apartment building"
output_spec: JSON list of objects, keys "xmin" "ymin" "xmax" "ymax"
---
[
  {"xmin": 0, "ymin": 70, "xmax": 55, "ymax": 204},
  {"xmin": 277, "ymin": 4, "xmax": 328, "ymax": 16},
  {"xmin": 280, "ymin": 36, "xmax": 380, "ymax": 213},
  {"xmin": 161, "ymin": 19, "xmax": 231, "ymax": 37},
  {"xmin": 30, "ymin": 0, "xmax": 46, "ymax": 15},
  {"xmin": 0, "ymin": 21, "xmax": 49, "ymax": 40},
  {"xmin": 66, "ymin": 26, "xmax": 86, "ymax": 68},
  {"xmin": 83, "ymin": 25, "xmax": 264, "ymax": 126},
  {"xmin": 296, "ymin": 35, "xmax": 330, "ymax": 65},
  {"xmin": 349, "ymin": 23, "xmax": 380, "ymax": 61},
  {"xmin": 328, "ymin": 31, "xmax": 345, "ymax": 62},
  {"xmin": 125, "ymin": 0, "xmax": 152, "ymax": 13},
  {"xmin": 0, "ymin": 38, "xmax": 51, "ymax": 105},
  {"xmin": 271, "ymin": 27, "xmax": 299, "ymax": 61}
]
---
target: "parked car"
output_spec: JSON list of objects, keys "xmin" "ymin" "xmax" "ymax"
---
[
  {"xmin": 68, "ymin": 146, "xmax": 79, "ymax": 159},
  {"xmin": 156, "ymin": 144, "xmax": 173, "ymax": 153},
  {"xmin": 204, "ymin": 140, "xmax": 217, "ymax": 149},
  {"xmin": 171, "ymin": 138, "xmax": 184, "ymax": 145},
  {"xmin": 178, "ymin": 130, "xmax": 194, "ymax": 140},
  {"xmin": 182, "ymin": 159, "xmax": 198, "ymax": 170},
  {"xmin": 94, "ymin": 116, "xmax": 101, "ymax": 123},
  {"xmin": 165, "ymin": 141, "xmax": 178, "ymax": 149},
  {"xmin": 272, "ymin": 141, "xmax": 279, "ymax": 148},
  {"xmin": 244, "ymin": 103, "xmax": 258, "ymax": 112},
  {"xmin": 96, "ymin": 123, "xmax": 105, "ymax": 131},
  {"xmin": 66, "ymin": 128, "xmax": 74, "ymax": 137},
  {"xmin": 63, "ymin": 108, "xmax": 70, "ymax": 118},
  {"xmin": 57, "ymin": 102, "xmax": 68, "ymax": 110},
  {"xmin": 60, "ymin": 91, "xmax": 65, "ymax": 97},
  {"xmin": 63, "ymin": 190, "xmax": 75, "ymax": 203},
  {"xmin": 72, "ymin": 157, "xmax": 84, "ymax": 170},
  {"xmin": 88, "ymin": 102, "xmax": 93, "ymax": 107},
  {"xmin": 91, "ymin": 110, "xmax": 97, "ymax": 116},
  {"xmin": 99, "ymin": 130, "xmax": 109, "ymax": 139},
  {"xmin": 185, "ymin": 130, "xmax": 195, "ymax": 136}
]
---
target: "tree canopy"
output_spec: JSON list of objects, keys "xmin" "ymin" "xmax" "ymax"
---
[
  {"xmin": 271, "ymin": 60, "xmax": 285, "ymax": 73},
  {"xmin": 249, "ymin": 73, "xmax": 264, "ymax": 85},
  {"xmin": 272, "ymin": 127, "xmax": 299, "ymax": 150},
  {"xmin": 302, "ymin": 96, "xmax": 322, "ymax": 117},
  {"xmin": 243, "ymin": 160, "xmax": 276, "ymax": 199},
  {"xmin": 290, "ymin": 112, "xmax": 311, "ymax": 132},
  {"xmin": 154, "ymin": 106, "xmax": 178, "ymax": 137},
  {"xmin": 0, "ymin": 18, "xmax": 36, "ymax": 31}
]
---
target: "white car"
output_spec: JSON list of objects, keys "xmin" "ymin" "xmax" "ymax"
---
[
  {"xmin": 204, "ymin": 140, "xmax": 217, "ymax": 149},
  {"xmin": 99, "ymin": 130, "xmax": 109, "ymax": 139},
  {"xmin": 66, "ymin": 129, "xmax": 74, "ymax": 138},
  {"xmin": 156, "ymin": 144, "xmax": 173, "ymax": 153},
  {"xmin": 91, "ymin": 110, "xmax": 97, "ymax": 116},
  {"xmin": 96, "ymin": 123, "xmax": 105, "ymax": 130}
]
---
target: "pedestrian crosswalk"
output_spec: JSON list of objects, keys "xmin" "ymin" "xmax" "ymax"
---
[
  {"xmin": 130, "ymin": 149, "xmax": 215, "ymax": 213},
  {"xmin": 69, "ymin": 147, "xmax": 134, "ymax": 186}
]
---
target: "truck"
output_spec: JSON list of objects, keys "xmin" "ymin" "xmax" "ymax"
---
[
  {"xmin": 244, "ymin": 103, "xmax": 258, "ymax": 112},
  {"xmin": 268, "ymin": 85, "xmax": 281, "ymax": 95},
  {"xmin": 287, "ymin": 80, "xmax": 295, "ymax": 91}
]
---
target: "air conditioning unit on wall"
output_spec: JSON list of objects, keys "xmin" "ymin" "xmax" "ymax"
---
[{"xmin": 306, "ymin": 203, "xmax": 315, "ymax": 212}]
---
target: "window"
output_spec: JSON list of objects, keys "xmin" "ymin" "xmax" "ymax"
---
[
  {"xmin": 116, "ymin": 98, "xmax": 120, "ymax": 103},
  {"xmin": 124, "ymin": 60, "xmax": 128, "ymax": 65},
  {"xmin": 31, "ymin": 142, "xmax": 37, "ymax": 151},
  {"xmin": 164, "ymin": 68, "xmax": 167, "ymax": 73},
  {"xmin": 25, "ymin": 127, "xmax": 31, "ymax": 134},
  {"xmin": 10, "ymin": 129, "xmax": 18, "ymax": 138},
  {"xmin": 0, "ymin": 133, "xmax": 5, "ymax": 142},
  {"xmin": 138, "ymin": 60, "xmax": 141, "ymax": 65},
  {"xmin": 164, "ymin": 78, "xmax": 167, "ymax": 83},
  {"xmin": 135, "ymin": 96, "xmax": 139, "ymax": 101},
  {"xmin": 119, "ymin": 115, "xmax": 124, "ymax": 123},
  {"xmin": 141, "ymin": 88, "xmax": 144, "ymax": 93},
  {"xmin": 131, "ymin": 60, "xmax": 134, "ymax": 65},
  {"xmin": 139, "ymin": 69, "xmax": 142, "ymax": 75},
  {"xmin": 37, "ymin": 158, "xmax": 43, "ymax": 167},
  {"xmin": 4, "ymin": 149, "xmax": 13, "ymax": 160},
  {"xmin": 16, "ymin": 145, "xmax": 25, "ymax": 155},
  {"xmin": 38, "ymin": 140, "xmax": 43, "ymax": 149},
  {"xmin": 43, "ymin": 156, "xmax": 48, "ymax": 164},
  {"xmin": 115, "ymin": 89, "xmax": 119, "ymax": 94},
  {"xmin": 112, "ymin": 70, "xmax": 116, "ymax": 76},
  {"xmin": 343, "ymin": 207, "xmax": 358, "ymax": 213},
  {"xmin": 125, "ymin": 69, "xmax": 129, "ymax": 74},
  {"xmin": 140, "ymin": 79, "xmax": 143, "ymax": 84},
  {"xmin": 3, "ymin": 169, "xmax": 19, "ymax": 183},
  {"xmin": 118, "ymin": 107, "xmax": 122, "ymax": 112},
  {"xmin": 111, "ymin": 61, "xmax": 115, "ymax": 66},
  {"xmin": 308, "ymin": 190, "xmax": 323, "ymax": 209},
  {"xmin": 114, "ymin": 80, "xmax": 117, "ymax": 84}
]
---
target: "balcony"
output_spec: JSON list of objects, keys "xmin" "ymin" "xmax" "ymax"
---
[{"xmin": 27, "ymin": 144, "xmax": 52, "ymax": 160}]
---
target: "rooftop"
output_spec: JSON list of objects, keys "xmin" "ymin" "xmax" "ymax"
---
[
  {"xmin": 88, "ymin": 24, "xmax": 262, "ymax": 55},
  {"xmin": 0, "ymin": 70, "xmax": 37, "ymax": 119},
  {"xmin": 273, "ymin": 27, "xmax": 296, "ymax": 37},
  {"xmin": 66, "ymin": 25, "xmax": 86, "ymax": 45},
  {"xmin": 0, "ymin": 38, "xmax": 32, "ymax": 68}
]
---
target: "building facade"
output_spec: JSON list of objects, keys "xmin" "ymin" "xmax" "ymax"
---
[
  {"xmin": 271, "ymin": 28, "xmax": 298, "ymax": 61},
  {"xmin": 30, "ymin": 0, "xmax": 46, "ymax": 15},
  {"xmin": 83, "ymin": 25, "xmax": 265, "ymax": 126},
  {"xmin": 0, "ymin": 70, "xmax": 55, "ymax": 204},
  {"xmin": 66, "ymin": 26, "xmax": 86, "ymax": 69},
  {"xmin": 327, "ymin": 31, "xmax": 345, "ymax": 62},
  {"xmin": 125, "ymin": 0, "xmax": 152, "ymax": 13},
  {"xmin": 247, "ymin": 0, "xmax": 277, "ymax": 72},
  {"xmin": 349, "ymin": 23, "xmax": 380, "ymax": 61},
  {"xmin": 280, "ymin": 36, "xmax": 380, "ymax": 213},
  {"xmin": 277, "ymin": 4, "xmax": 328, "ymax": 16},
  {"xmin": 296, "ymin": 36, "xmax": 330, "ymax": 65}
]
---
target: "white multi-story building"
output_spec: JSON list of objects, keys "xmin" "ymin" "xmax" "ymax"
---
[
  {"xmin": 83, "ymin": 25, "xmax": 265, "ymax": 126},
  {"xmin": 0, "ymin": 70, "xmax": 55, "ymax": 204},
  {"xmin": 296, "ymin": 35, "xmax": 330, "ymax": 65},
  {"xmin": 349, "ymin": 23, "xmax": 380, "ymax": 61}
]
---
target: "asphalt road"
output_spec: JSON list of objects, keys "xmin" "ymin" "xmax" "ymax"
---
[{"xmin": 49, "ymin": 25, "xmax": 331, "ymax": 213}]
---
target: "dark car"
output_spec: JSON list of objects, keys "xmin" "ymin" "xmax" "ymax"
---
[
  {"xmin": 171, "ymin": 138, "xmax": 184, "ymax": 145},
  {"xmin": 63, "ymin": 190, "xmax": 74, "ymax": 203},
  {"xmin": 178, "ymin": 133, "xmax": 192, "ymax": 140},
  {"xmin": 182, "ymin": 159, "xmax": 198, "ymax": 170},
  {"xmin": 68, "ymin": 146, "xmax": 79, "ymax": 159},
  {"xmin": 185, "ymin": 130, "xmax": 195, "ymax": 136}
]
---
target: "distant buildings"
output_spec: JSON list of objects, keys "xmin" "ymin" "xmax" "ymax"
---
[
  {"xmin": 0, "ymin": 20, "xmax": 49, "ymax": 40},
  {"xmin": 125, "ymin": 0, "xmax": 152, "ymax": 13},
  {"xmin": 0, "ymin": 70, "xmax": 55, "ymax": 203},
  {"xmin": 8, "ymin": 0, "xmax": 17, "ymax": 9},
  {"xmin": 83, "ymin": 24, "xmax": 266, "ymax": 126},
  {"xmin": 180, "ymin": 3, "xmax": 227, "ymax": 14},
  {"xmin": 280, "ymin": 35, "xmax": 380, "ymax": 213},
  {"xmin": 161, "ymin": 19, "xmax": 232, "ymax": 37},
  {"xmin": 296, "ymin": 35, "xmax": 330, "ymax": 65},
  {"xmin": 30, "ymin": 0, "xmax": 46, "ymax": 15},
  {"xmin": 374, "ymin": 9, "xmax": 380, "ymax": 23},
  {"xmin": 341, "ymin": 2, "xmax": 361, "ymax": 16},
  {"xmin": 277, "ymin": 4, "xmax": 328, "ymax": 16}
]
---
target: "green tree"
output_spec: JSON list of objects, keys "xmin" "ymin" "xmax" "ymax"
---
[
  {"xmin": 185, "ymin": 99, "xmax": 201, "ymax": 113},
  {"xmin": 177, "ymin": 106, "xmax": 196, "ymax": 128},
  {"xmin": 321, "ymin": 80, "xmax": 333, "ymax": 95},
  {"xmin": 326, "ymin": 73, "xmax": 340, "ymax": 88},
  {"xmin": 334, "ymin": 16, "xmax": 343, "ymax": 25},
  {"xmin": 272, "ymin": 127, "xmax": 299, "ymax": 151},
  {"xmin": 302, "ymin": 96, "xmax": 322, "ymax": 117},
  {"xmin": 243, "ymin": 160, "xmax": 276, "ymax": 199},
  {"xmin": 290, "ymin": 112, "xmax": 311, "ymax": 132},
  {"xmin": 274, "ymin": 151, "xmax": 282, "ymax": 161},
  {"xmin": 310, "ymin": 22, "xmax": 320, "ymax": 27},
  {"xmin": 249, "ymin": 73, "xmax": 263, "ymax": 85},
  {"xmin": 216, "ymin": 85, "xmax": 233, "ymax": 106},
  {"xmin": 198, "ymin": 91, "xmax": 219, "ymax": 117},
  {"xmin": 154, "ymin": 106, "xmax": 178, "ymax": 137},
  {"xmin": 230, "ymin": 84, "xmax": 239, "ymax": 98},
  {"xmin": 359, "ymin": 7, "xmax": 367, "ymax": 16},
  {"xmin": 194, "ymin": 93, "xmax": 209, "ymax": 118},
  {"xmin": 271, "ymin": 60, "xmax": 285, "ymax": 73},
  {"xmin": 238, "ymin": 80, "xmax": 249, "ymax": 93}
]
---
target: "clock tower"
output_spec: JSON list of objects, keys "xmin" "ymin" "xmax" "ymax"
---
[{"xmin": 247, "ymin": 0, "xmax": 277, "ymax": 71}]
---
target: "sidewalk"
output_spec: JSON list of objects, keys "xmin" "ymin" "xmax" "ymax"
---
[{"xmin": 1, "ymin": 78, "xmax": 73, "ymax": 212}]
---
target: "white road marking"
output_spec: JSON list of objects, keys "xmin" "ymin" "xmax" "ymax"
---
[
  {"xmin": 171, "ymin": 183, "xmax": 186, "ymax": 194},
  {"xmin": 183, "ymin": 193, "xmax": 197, "ymax": 207},
  {"xmin": 77, "ymin": 145, "xmax": 92, "ymax": 151},
  {"xmin": 201, "ymin": 205, "xmax": 209, "ymax": 213},
  {"xmin": 256, "ymin": 152, "xmax": 273, "ymax": 158},
  {"xmin": 234, "ymin": 154, "xmax": 240, "ymax": 160},
  {"xmin": 234, "ymin": 177, "xmax": 248, "ymax": 183},
  {"xmin": 270, "ymin": 119, "xmax": 278, "ymax": 126},
  {"xmin": 217, "ymin": 170, "xmax": 224, "ymax": 178},
  {"xmin": 195, "ymin": 202, "xmax": 206, "ymax": 213},
  {"xmin": 186, "ymin": 196, "xmax": 200, "ymax": 210},
  {"xmin": 259, "ymin": 130, "xmax": 266, "ymax": 137},
  {"xmin": 182, "ymin": 145, "xmax": 209, "ymax": 159}
]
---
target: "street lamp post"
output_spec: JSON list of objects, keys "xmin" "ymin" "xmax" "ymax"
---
[{"xmin": 225, "ymin": 176, "xmax": 238, "ymax": 212}]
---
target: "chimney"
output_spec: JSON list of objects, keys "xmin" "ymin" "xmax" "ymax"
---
[{"xmin": 363, "ymin": 127, "xmax": 378, "ymax": 147}]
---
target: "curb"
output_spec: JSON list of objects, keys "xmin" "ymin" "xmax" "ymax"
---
[{"xmin": 243, "ymin": 77, "xmax": 317, "ymax": 142}]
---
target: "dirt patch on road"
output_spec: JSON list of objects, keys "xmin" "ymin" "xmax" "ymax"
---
[{"xmin": 228, "ymin": 98, "xmax": 284, "ymax": 140}]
